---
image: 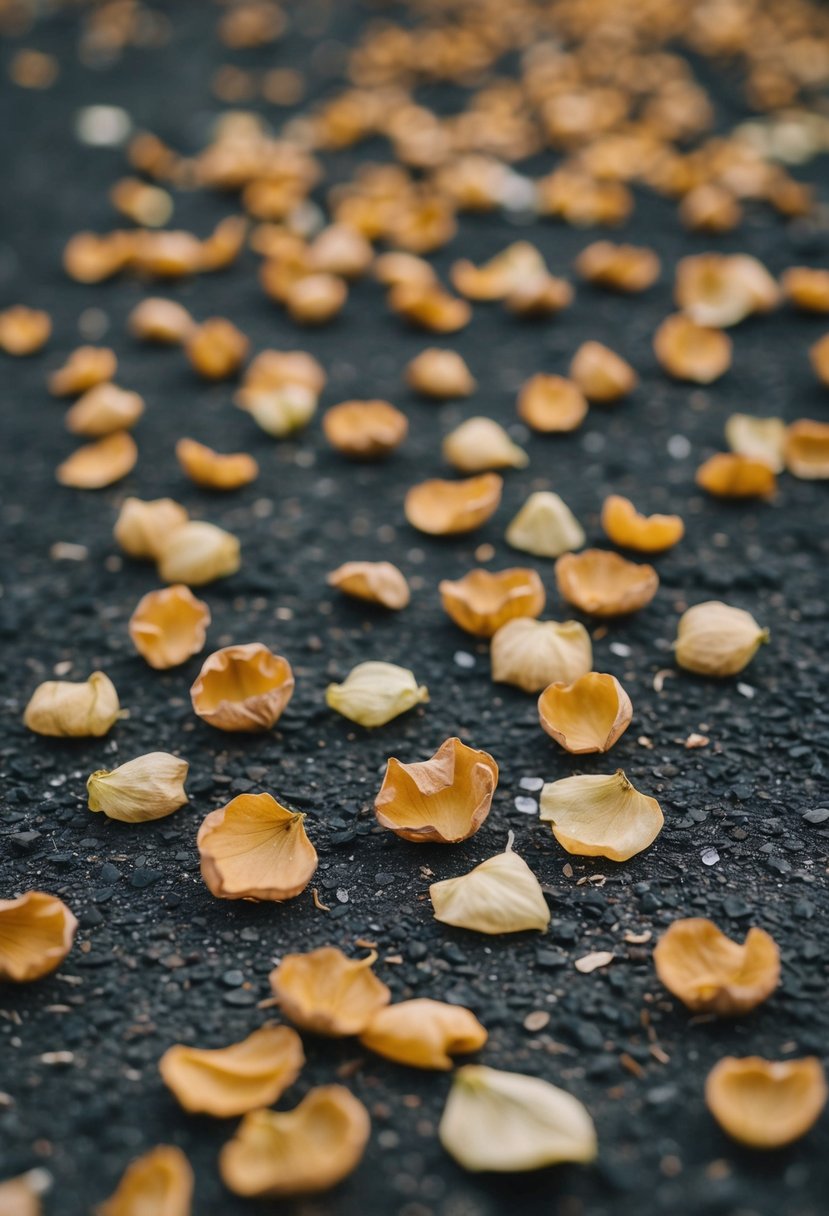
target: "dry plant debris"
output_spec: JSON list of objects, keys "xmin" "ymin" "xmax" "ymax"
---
[{"xmin": 375, "ymin": 736, "xmax": 498, "ymax": 844}]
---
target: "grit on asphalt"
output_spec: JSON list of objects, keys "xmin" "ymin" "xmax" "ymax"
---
[{"xmin": 1, "ymin": 4, "xmax": 829, "ymax": 1215}]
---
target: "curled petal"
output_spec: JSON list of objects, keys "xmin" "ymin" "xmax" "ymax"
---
[
  {"xmin": 156, "ymin": 521, "xmax": 240, "ymax": 586},
  {"xmin": 23, "ymin": 671, "xmax": 120, "ymax": 737},
  {"xmin": 0, "ymin": 892, "xmax": 78, "ymax": 983},
  {"xmin": 506, "ymin": 492, "xmax": 585, "ymax": 558},
  {"xmin": 653, "ymin": 314, "xmax": 732, "ymax": 384},
  {"xmin": 430, "ymin": 836, "xmax": 550, "ymax": 934},
  {"xmin": 191, "ymin": 643, "xmax": 294, "ymax": 731},
  {"xmin": 375, "ymin": 736, "xmax": 498, "ymax": 844},
  {"xmin": 569, "ymin": 341, "xmax": 636, "ymax": 403},
  {"xmin": 538, "ymin": 672, "xmax": 632, "ymax": 754},
  {"xmin": 326, "ymin": 661, "xmax": 428, "ymax": 728},
  {"xmin": 97, "ymin": 1145, "xmax": 193, "ymax": 1216},
  {"xmin": 439, "ymin": 568, "xmax": 545, "ymax": 638},
  {"xmin": 601, "ymin": 495, "xmax": 684, "ymax": 553},
  {"xmin": 360, "ymin": 999, "xmax": 487, "ymax": 1069},
  {"xmin": 696, "ymin": 452, "xmax": 776, "ymax": 499},
  {"xmin": 114, "ymin": 497, "xmax": 188, "ymax": 560},
  {"xmin": 270, "ymin": 947, "xmax": 390, "ymax": 1036},
  {"xmin": 323, "ymin": 399, "xmax": 408, "ymax": 459},
  {"xmin": 654, "ymin": 918, "xmax": 780, "ymax": 1015},
  {"xmin": 327, "ymin": 561, "xmax": 410, "ymax": 610},
  {"xmin": 198, "ymin": 792, "xmax": 317, "ymax": 901},
  {"xmin": 175, "ymin": 438, "xmax": 258, "ymax": 490},
  {"xmin": 129, "ymin": 585, "xmax": 210, "ymax": 670},
  {"xmin": 405, "ymin": 474, "xmax": 502, "ymax": 535},
  {"xmin": 442, "ymin": 417, "xmax": 527, "ymax": 473},
  {"xmin": 705, "ymin": 1057, "xmax": 827, "ymax": 1149},
  {"xmin": 56, "ymin": 431, "xmax": 137, "ymax": 489},
  {"xmin": 87, "ymin": 752, "xmax": 189, "ymax": 823},
  {"xmin": 517, "ymin": 375, "xmax": 588, "ymax": 433},
  {"xmin": 159, "ymin": 1025, "xmax": 305, "ymax": 1117},
  {"xmin": 491, "ymin": 619, "xmax": 592, "ymax": 693},
  {"xmin": 674, "ymin": 601, "xmax": 769, "ymax": 677},
  {"xmin": 556, "ymin": 549, "xmax": 658, "ymax": 617},
  {"xmin": 785, "ymin": 418, "xmax": 829, "ymax": 479},
  {"xmin": 725, "ymin": 414, "xmax": 786, "ymax": 473}
]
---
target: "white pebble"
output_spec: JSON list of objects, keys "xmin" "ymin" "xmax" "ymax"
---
[
  {"xmin": 701, "ymin": 847, "xmax": 720, "ymax": 867},
  {"xmin": 519, "ymin": 776, "xmax": 543, "ymax": 792},
  {"xmin": 74, "ymin": 105, "xmax": 132, "ymax": 146},
  {"xmin": 667, "ymin": 434, "xmax": 692, "ymax": 460},
  {"xmin": 453, "ymin": 651, "xmax": 476, "ymax": 669},
  {"xmin": 514, "ymin": 795, "xmax": 537, "ymax": 815},
  {"xmin": 737, "ymin": 683, "xmax": 756, "ymax": 699},
  {"xmin": 609, "ymin": 642, "xmax": 632, "ymax": 657}
]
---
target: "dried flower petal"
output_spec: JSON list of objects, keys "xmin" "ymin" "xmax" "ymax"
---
[
  {"xmin": 389, "ymin": 282, "xmax": 471, "ymax": 333},
  {"xmin": 375, "ymin": 736, "xmax": 497, "ymax": 844},
  {"xmin": 405, "ymin": 474, "xmax": 502, "ymax": 535},
  {"xmin": 654, "ymin": 918, "xmax": 780, "ymax": 1016},
  {"xmin": 56, "ymin": 431, "xmax": 138, "ymax": 489},
  {"xmin": 98, "ymin": 1146, "xmax": 193, "ymax": 1216},
  {"xmin": 114, "ymin": 497, "xmax": 188, "ymax": 560},
  {"xmin": 540, "ymin": 770, "xmax": 664, "ymax": 862},
  {"xmin": 65, "ymin": 384, "xmax": 144, "ymax": 437},
  {"xmin": 361, "ymin": 999, "xmax": 487, "ymax": 1070},
  {"xmin": 696, "ymin": 452, "xmax": 776, "ymax": 499},
  {"xmin": 327, "ymin": 561, "xmax": 410, "ymax": 610},
  {"xmin": 430, "ymin": 834, "xmax": 550, "ymax": 934},
  {"xmin": 517, "ymin": 374, "xmax": 588, "ymax": 433},
  {"xmin": 198, "ymin": 792, "xmax": 317, "ymax": 901},
  {"xmin": 491, "ymin": 619, "xmax": 592, "ymax": 694},
  {"xmin": 439, "ymin": 568, "xmax": 545, "ymax": 638},
  {"xmin": 569, "ymin": 341, "xmax": 636, "ymax": 403},
  {"xmin": 0, "ymin": 892, "xmax": 77, "ymax": 982},
  {"xmin": 705, "ymin": 1057, "xmax": 827, "ymax": 1149},
  {"xmin": 506, "ymin": 274, "xmax": 573, "ymax": 317},
  {"xmin": 406, "ymin": 349, "xmax": 475, "ymax": 399},
  {"xmin": 236, "ymin": 383, "xmax": 317, "ymax": 437},
  {"xmin": 575, "ymin": 241, "xmax": 660, "ymax": 293},
  {"xmin": 781, "ymin": 267, "xmax": 829, "ymax": 313},
  {"xmin": 285, "ymin": 273, "xmax": 348, "ymax": 324},
  {"xmin": 241, "ymin": 348, "xmax": 326, "ymax": 395},
  {"xmin": 186, "ymin": 318, "xmax": 249, "ymax": 380},
  {"xmin": 323, "ymin": 400, "xmax": 408, "ymax": 459},
  {"xmin": 653, "ymin": 313, "xmax": 732, "ymax": 384},
  {"xmin": 191, "ymin": 643, "xmax": 294, "ymax": 731},
  {"xmin": 156, "ymin": 521, "xmax": 240, "ymax": 586},
  {"xmin": 674, "ymin": 601, "xmax": 769, "ymax": 677},
  {"xmin": 0, "ymin": 305, "xmax": 51, "ymax": 356},
  {"xmin": 129, "ymin": 586, "xmax": 210, "ymax": 669},
  {"xmin": 159, "ymin": 1025, "xmax": 305, "ymax": 1117},
  {"xmin": 556, "ymin": 549, "xmax": 658, "ymax": 617},
  {"xmin": 810, "ymin": 332, "xmax": 829, "ymax": 387},
  {"xmin": 0, "ymin": 1173, "xmax": 44, "ymax": 1215},
  {"xmin": 538, "ymin": 673, "xmax": 632, "ymax": 754},
  {"xmin": 443, "ymin": 417, "xmax": 527, "ymax": 473},
  {"xmin": 23, "ymin": 671, "xmax": 120, "ymax": 737},
  {"xmin": 451, "ymin": 242, "xmax": 545, "ymax": 301},
  {"xmin": 506, "ymin": 492, "xmax": 585, "ymax": 557},
  {"xmin": 271, "ymin": 947, "xmax": 390, "ymax": 1035},
  {"xmin": 326, "ymin": 661, "xmax": 428, "ymax": 728},
  {"xmin": 675, "ymin": 253, "xmax": 779, "ymax": 328},
  {"xmin": 725, "ymin": 414, "xmax": 786, "ymax": 473},
  {"xmin": 128, "ymin": 298, "xmax": 195, "ymax": 344},
  {"xmin": 49, "ymin": 346, "xmax": 117, "ymax": 396},
  {"xmin": 175, "ymin": 438, "xmax": 258, "ymax": 490},
  {"xmin": 440, "ymin": 1065, "xmax": 597, "ymax": 1172},
  {"xmin": 219, "ymin": 1087, "xmax": 370, "ymax": 1197},
  {"xmin": 601, "ymin": 495, "xmax": 684, "ymax": 553},
  {"xmin": 785, "ymin": 419, "xmax": 829, "ymax": 479},
  {"xmin": 87, "ymin": 752, "xmax": 189, "ymax": 823}
]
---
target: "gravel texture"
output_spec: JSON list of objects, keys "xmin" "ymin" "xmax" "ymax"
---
[{"xmin": 1, "ymin": 4, "xmax": 829, "ymax": 1215}]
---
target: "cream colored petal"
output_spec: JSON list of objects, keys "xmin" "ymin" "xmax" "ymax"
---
[
  {"xmin": 156, "ymin": 521, "xmax": 240, "ymax": 586},
  {"xmin": 674, "ymin": 601, "xmax": 769, "ymax": 677},
  {"xmin": 23, "ymin": 671, "xmax": 120, "ymax": 737},
  {"xmin": 270, "ymin": 947, "xmax": 390, "ymax": 1036},
  {"xmin": 0, "ymin": 892, "xmax": 78, "ymax": 982},
  {"xmin": 97, "ymin": 1145, "xmax": 193, "ymax": 1216},
  {"xmin": 430, "ymin": 835, "xmax": 550, "ymax": 934},
  {"xmin": 0, "ymin": 1172, "xmax": 46, "ymax": 1216},
  {"xmin": 114, "ymin": 497, "xmax": 189, "ymax": 560},
  {"xmin": 442, "ymin": 417, "xmax": 527, "ymax": 473},
  {"xmin": 439, "ymin": 1065, "xmax": 597, "ymax": 1172},
  {"xmin": 326, "ymin": 661, "xmax": 428, "ymax": 728},
  {"xmin": 725, "ymin": 414, "xmax": 786, "ymax": 473},
  {"xmin": 539, "ymin": 770, "xmax": 663, "ymax": 862},
  {"xmin": 87, "ymin": 752, "xmax": 189, "ymax": 823},
  {"xmin": 506, "ymin": 492, "xmax": 585, "ymax": 558},
  {"xmin": 375, "ymin": 736, "xmax": 498, "ymax": 843},
  {"xmin": 159, "ymin": 1025, "xmax": 304, "ymax": 1116},
  {"xmin": 236, "ymin": 383, "xmax": 318, "ymax": 437},
  {"xmin": 219, "ymin": 1086, "xmax": 370, "ymax": 1198},
  {"xmin": 197, "ymin": 792, "xmax": 317, "ymax": 901},
  {"xmin": 360, "ymin": 999, "xmax": 487, "ymax": 1069},
  {"xmin": 65, "ymin": 384, "xmax": 144, "ymax": 437},
  {"xmin": 491, "ymin": 619, "xmax": 592, "ymax": 694}
]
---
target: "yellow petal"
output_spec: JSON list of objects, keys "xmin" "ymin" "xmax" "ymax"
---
[
  {"xmin": 569, "ymin": 341, "xmax": 637, "ymax": 403},
  {"xmin": 785, "ymin": 418, "xmax": 829, "ymax": 479},
  {"xmin": 506, "ymin": 492, "xmax": 585, "ymax": 557},
  {"xmin": 49, "ymin": 345, "xmax": 117, "ymax": 396},
  {"xmin": 156, "ymin": 521, "xmax": 240, "ymax": 586},
  {"xmin": 190, "ymin": 643, "xmax": 294, "ymax": 731},
  {"xmin": 674, "ymin": 601, "xmax": 769, "ymax": 677},
  {"xmin": 159, "ymin": 1025, "xmax": 304, "ymax": 1117},
  {"xmin": 439, "ymin": 568, "xmax": 545, "ymax": 638},
  {"xmin": 556, "ymin": 549, "xmax": 658, "ymax": 617},
  {"xmin": 653, "ymin": 314, "xmax": 732, "ymax": 384},
  {"xmin": 491, "ymin": 619, "xmax": 592, "ymax": 694},
  {"xmin": 56, "ymin": 431, "xmax": 138, "ymax": 489},
  {"xmin": 375, "ymin": 736, "xmax": 498, "ymax": 844},
  {"xmin": 65, "ymin": 384, "xmax": 144, "ymax": 437},
  {"xmin": 430, "ymin": 834, "xmax": 550, "ymax": 934},
  {"xmin": 406, "ymin": 348, "xmax": 475, "ymax": 399},
  {"xmin": 114, "ymin": 497, "xmax": 189, "ymax": 560},
  {"xmin": 326, "ymin": 660, "xmax": 428, "ymax": 728},
  {"xmin": 129, "ymin": 585, "xmax": 211, "ymax": 670},
  {"xmin": 538, "ymin": 672, "xmax": 632, "ymax": 754},
  {"xmin": 0, "ymin": 892, "xmax": 77, "ymax": 982},
  {"xmin": 327, "ymin": 561, "xmax": 410, "ymax": 610},
  {"xmin": 540, "ymin": 770, "xmax": 663, "ymax": 862},
  {"xmin": 516, "ymin": 375, "xmax": 587, "ymax": 433},
  {"xmin": 705, "ymin": 1057, "xmax": 827, "ymax": 1149},
  {"xmin": 97, "ymin": 1145, "xmax": 193, "ymax": 1216},
  {"xmin": 271, "ymin": 946, "xmax": 390, "ymax": 1037},
  {"xmin": 236, "ymin": 383, "xmax": 318, "ymax": 437},
  {"xmin": 197, "ymin": 792, "xmax": 317, "ymax": 901},
  {"xmin": 404, "ymin": 473, "xmax": 502, "ymax": 535},
  {"xmin": 654, "ymin": 918, "xmax": 780, "ymax": 1015},
  {"xmin": 360, "ymin": 999, "xmax": 487, "ymax": 1069},
  {"xmin": 439, "ymin": 1065, "xmax": 597, "ymax": 1172},
  {"xmin": 175, "ymin": 438, "xmax": 258, "ymax": 490},
  {"xmin": 675, "ymin": 253, "xmax": 779, "ymax": 328},
  {"xmin": 219, "ymin": 1086, "xmax": 370, "ymax": 1198},
  {"xmin": 696, "ymin": 452, "xmax": 776, "ymax": 499},
  {"xmin": 725, "ymin": 414, "xmax": 786, "ymax": 473},
  {"xmin": 23, "ymin": 671, "xmax": 120, "ymax": 737},
  {"xmin": 87, "ymin": 752, "xmax": 189, "ymax": 823},
  {"xmin": 442, "ymin": 417, "xmax": 527, "ymax": 473},
  {"xmin": 323, "ymin": 399, "xmax": 408, "ymax": 460}
]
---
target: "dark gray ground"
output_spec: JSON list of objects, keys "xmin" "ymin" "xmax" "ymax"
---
[{"xmin": 1, "ymin": 4, "xmax": 829, "ymax": 1215}]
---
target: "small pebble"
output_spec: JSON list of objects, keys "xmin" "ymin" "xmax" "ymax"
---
[
  {"xmin": 701, "ymin": 847, "xmax": 720, "ymax": 866},
  {"xmin": 453, "ymin": 651, "xmax": 475, "ymax": 669},
  {"xmin": 519, "ymin": 776, "xmax": 543, "ymax": 792},
  {"xmin": 667, "ymin": 434, "xmax": 691, "ymax": 459},
  {"xmin": 514, "ymin": 795, "xmax": 537, "ymax": 815}
]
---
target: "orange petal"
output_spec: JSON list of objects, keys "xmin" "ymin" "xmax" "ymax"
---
[
  {"xmin": 323, "ymin": 399, "xmax": 408, "ymax": 459},
  {"xmin": 360, "ymin": 999, "xmax": 487, "ymax": 1069},
  {"xmin": 538, "ymin": 672, "xmax": 632, "ymax": 754},
  {"xmin": 654, "ymin": 918, "xmax": 780, "ymax": 1015},
  {"xmin": 190, "ymin": 643, "xmax": 294, "ymax": 731},
  {"xmin": 784, "ymin": 419, "xmax": 829, "ymax": 479},
  {"xmin": 601, "ymin": 494, "xmax": 684, "ymax": 552},
  {"xmin": 175, "ymin": 437, "xmax": 258, "ymax": 490},
  {"xmin": 555, "ymin": 549, "xmax": 658, "ymax": 617},
  {"xmin": 569, "ymin": 341, "xmax": 636, "ymax": 403},
  {"xmin": 129, "ymin": 585, "xmax": 211, "ymax": 669},
  {"xmin": 65, "ymin": 384, "xmax": 144, "ymax": 437},
  {"xmin": 517, "ymin": 374, "xmax": 588, "ymax": 433},
  {"xmin": 405, "ymin": 474, "xmax": 502, "ymax": 535},
  {"xmin": 327, "ymin": 561, "xmax": 410, "ymax": 609},
  {"xmin": 705, "ymin": 1057, "xmax": 827, "ymax": 1149},
  {"xmin": 186, "ymin": 317, "xmax": 249, "ymax": 380},
  {"xmin": 653, "ymin": 313, "xmax": 732, "ymax": 384},
  {"xmin": 406, "ymin": 348, "xmax": 475, "ymax": 399},
  {"xmin": 0, "ymin": 892, "xmax": 77, "ymax": 982},
  {"xmin": 695, "ymin": 452, "xmax": 776, "ymax": 499},
  {"xmin": 56, "ymin": 431, "xmax": 137, "ymax": 489},
  {"xmin": 270, "ymin": 947, "xmax": 390, "ymax": 1036},
  {"xmin": 159, "ymin": 1025, "xmax": 304, "ymax": 1117},
  {"xmin": 575, "ymin": 241, "xmax": 660, "ymax": 293},
  {"xmin": 439, "ymin": 567, "xmax": 545, "ymax": 637},
  {"xmin": 49, "ymin": 345, "xmax": 117, "ymax": 395},
  {"xmin": 375, "ymin": 736, "xmax": 498, "ymax": 844},
  {"xmin": 98, "ymin": 1145, "xmax": 193, "ymax": 1216},
  {"xmin": 197, "ymin": 792, "xmax": 317, "ymax": 901}
]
